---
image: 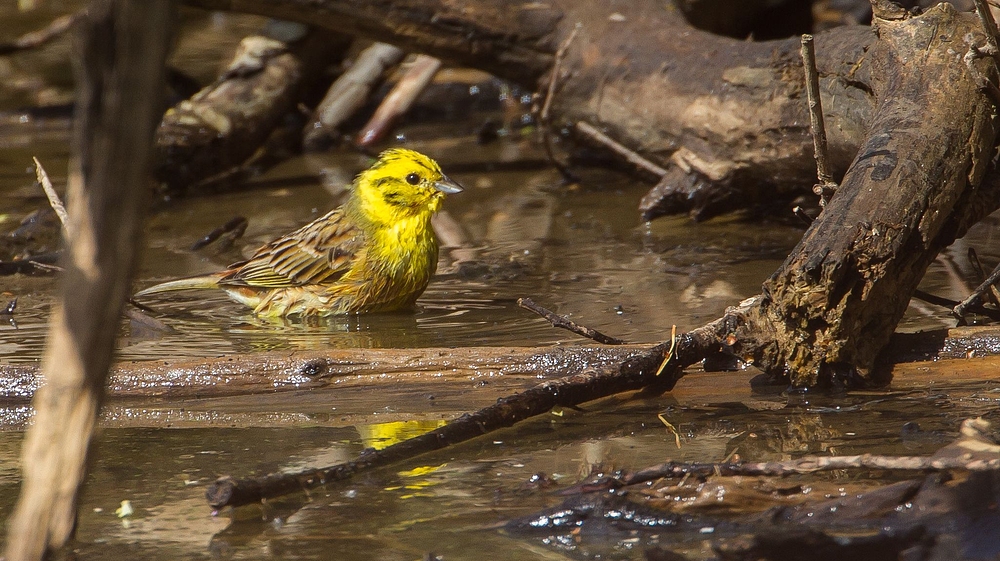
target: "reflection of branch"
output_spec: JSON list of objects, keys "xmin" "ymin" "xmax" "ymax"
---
[
  {"xmin": 0, "ymin": 11, "xmax": 83, "ymax": 56},
  {"xmin": 517, "ymin": 297, "xmax": 626, "ymax": 345}
]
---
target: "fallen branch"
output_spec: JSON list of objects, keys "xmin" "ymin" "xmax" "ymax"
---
[
  {"xmin": 620, "ymin": 453, "xmax": 997, "ymax": 485},
  {"xmin": 952, "ymin": 260, "xmax": 1000, "ymax": 321},
  {"xmin": 205, "ymin": 301, "xmax": 749, "ymax": 509},
  {"xmin": 608, "ymin": 418, "xmax": 1000, "ymax": 488},
  {"xmin": 573, "ymin": 121, "xmax": 667, "ymax": 180},
  {"xmin": 909, "ymin": 289, "xmax": 1000, "ymax": 322}
]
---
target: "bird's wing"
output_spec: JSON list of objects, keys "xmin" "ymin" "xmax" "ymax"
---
[{"xmin": 220, "ymin": 209, "xmax": 365, "ymax": 289}]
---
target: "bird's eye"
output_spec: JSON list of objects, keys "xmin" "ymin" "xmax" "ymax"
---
[{"xmin": 405, "ymin": 173, "xmax": 421, "ymax": 185}]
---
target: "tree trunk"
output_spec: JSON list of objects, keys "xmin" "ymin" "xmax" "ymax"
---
[
  {"xmin": 4, "ymin": 2, "xmax": 174, "ymax": 559},
  {"xmin": 740, "ymin": 4, "xmax": 999, "ymax": 385}
]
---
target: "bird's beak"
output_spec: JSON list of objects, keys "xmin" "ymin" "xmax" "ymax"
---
[{"xmin": 433, "ymin": 176, "xmax": 464, "ymax": 194}]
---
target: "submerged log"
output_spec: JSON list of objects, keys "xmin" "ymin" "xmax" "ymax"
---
[
  {"xmin": 0, "ymin": 345, "xmax": 649, "ymax": 401},
  {"xmin": 0, "ymin": 323, "xmax": 994, "ymax": 404}
]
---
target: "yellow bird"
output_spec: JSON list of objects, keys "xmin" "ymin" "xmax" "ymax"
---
[{"xmin": 135, "ymin": 148, "xmax": 463, "ymax": 317}]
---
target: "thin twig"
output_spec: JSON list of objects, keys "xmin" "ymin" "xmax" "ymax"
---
[
  {"xmin": 800, "ymin": 35, "xmax": 837, "ymax": 206},
  {"xmin": 574, "ymin": 121, "xmax": 667, "ymax": 178},
  {"xmin": 189, "ymin": 216, "xmax": 247, "ymax": 251},
  {"xmin": 517, "ymin": 297, "xmax": 626, "ymax": 345},
  {"xmin": 541, "ymin": 23, "xmax": 580, "ymax": 123},
  {"xmin": 911, "ymin": 289, "xmax": 1000, "ymax": 322},
  {"xmin": 32, "ymin": 157, "xmax": 69, "ymax": 238},
  {"xmin": 791, "ymin": 205, "xmax": 813, "ymax": 225},
  {"xmin": 0, "ymin": 11, "xmax": 83, "ymax": 56},
  {"xmin": 540, "ymin": 23, "xmax": 581, "ymax": 181},
  {"xmin": 953, "ymin": 259, "xmax": 1000, "ymax": 320},
  {"xmin": 654, "ymin": 324, "xmax": 677, "ymax": 376}
]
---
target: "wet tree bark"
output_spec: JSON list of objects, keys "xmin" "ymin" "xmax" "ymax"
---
[{"xmin": 735, "ymin": 5, "xmax": 1000, "ymax": 385}]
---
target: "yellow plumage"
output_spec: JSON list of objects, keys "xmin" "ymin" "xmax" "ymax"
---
[{"xmin": 135, "ymin": 148, "xmax": 463, "ymax": 317}]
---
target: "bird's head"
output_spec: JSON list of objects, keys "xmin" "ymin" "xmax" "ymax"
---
[{"xmin": 350, "ymin": 148, "xmax": 463, "ymax": 224}]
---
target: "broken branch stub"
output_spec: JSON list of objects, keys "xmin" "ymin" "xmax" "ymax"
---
[{"xmin": 736, "ymin": 5, "xmax": 1000, "ymax": 386}]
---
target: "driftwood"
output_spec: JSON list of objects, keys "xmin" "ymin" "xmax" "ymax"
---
[{"xmin": 3, "ymin": 2, "xmax": 174, "ymax": 560}]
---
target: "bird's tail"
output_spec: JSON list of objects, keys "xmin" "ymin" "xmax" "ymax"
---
[{"xmin": 134, "ymin": 273, "xmax": 224, "ymax": 298}]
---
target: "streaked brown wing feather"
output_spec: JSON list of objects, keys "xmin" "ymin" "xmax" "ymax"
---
[{"xmin": 220, "ymin": 209, "xmax": 364, "ymax": 289}]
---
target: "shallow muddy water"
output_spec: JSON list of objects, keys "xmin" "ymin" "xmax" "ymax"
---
[{"xmin": 3, "ymin": 7, "xmax": 1000, "ymax": 560}]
